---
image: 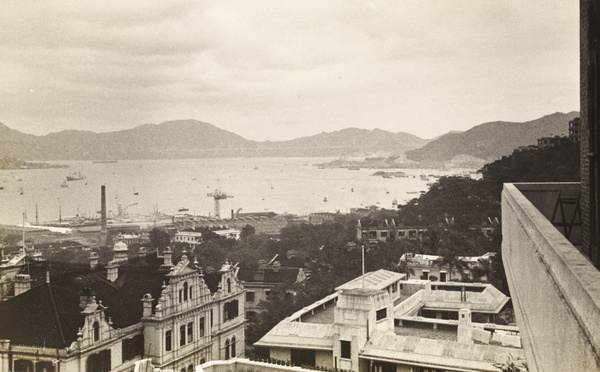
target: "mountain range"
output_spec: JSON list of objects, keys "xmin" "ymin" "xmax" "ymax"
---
[
  {"xmin": 0, "ymin": 111, "xmax": 579, "ymax": 164},
  {"xmin": 405, "ymin": 111, "xmax": 579, "ymax": 164}
]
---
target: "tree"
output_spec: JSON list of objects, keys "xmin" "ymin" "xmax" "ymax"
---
[
  {"xmin": 149, "ymin": 228, "xmax": 170, "ymax": 249},
  {"xmin": 240, "ymin": 224, "xmax": 256, "ymax": 242}
]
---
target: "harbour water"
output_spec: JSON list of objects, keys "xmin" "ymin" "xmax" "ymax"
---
[{"xmin": 0, "ymin": 157, "xmax": 471, "ymax": 226}]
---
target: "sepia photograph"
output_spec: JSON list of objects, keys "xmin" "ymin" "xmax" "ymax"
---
[{"xmin": 0, "ymin": 1, "xmax": 597, "ymax": 371}]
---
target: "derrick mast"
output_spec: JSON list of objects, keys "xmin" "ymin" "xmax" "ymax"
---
[{"xmin": 207, "ymin": 189, "xmax": 233, "ymax": 219}]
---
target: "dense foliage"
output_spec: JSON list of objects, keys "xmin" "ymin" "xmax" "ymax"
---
[{"xmin": 480, "ymin": 140, "xmax": 580, "ymax": 198}]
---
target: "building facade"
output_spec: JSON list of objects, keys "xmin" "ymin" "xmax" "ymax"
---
[{"xmin": 0, "ymin": 240, "xmax": 246, "ymax": 372}]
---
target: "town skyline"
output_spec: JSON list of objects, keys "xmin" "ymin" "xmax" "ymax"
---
[{"xmin": 0, "ymin": 1, "xmax": 579, "ymax": 141}]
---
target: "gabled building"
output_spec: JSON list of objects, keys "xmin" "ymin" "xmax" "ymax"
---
[
  {"xmin": 0, "ymin": 239, "xmax": 246, "ymax": 372},
  {"xmin": 238, "ymin": 260, "xmax": 307, "ymax": 320},
  {"xmin": 255, "ymin": 270, "xmax": 521, "ymax": 372}
]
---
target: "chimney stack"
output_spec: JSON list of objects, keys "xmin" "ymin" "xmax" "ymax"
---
[
  {"xmin": 89, "ymin": 251, "xmax": 99, "ymax": 269},
  {"xmin": 101, "ymin": 185, "xmax": 107, "ymax": 232}
]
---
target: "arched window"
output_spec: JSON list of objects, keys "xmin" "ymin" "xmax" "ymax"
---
[
  {"xmin": 200, "ymin": 358, "xmax": 206, "ymax": 364},
  {"xmin": 183, "ymin": 282, "xmax": 189, "ymax": 301},
  {"xmin": 189, "ymin": 285, "xmax": 193, "ymax": 300},
  {"xmin": 93, "ymin": 321, "xmax": 100, "ymax": 341},
  {"xmin": 180, "ymin": 368, "xmax": 186, "ymax": 372},
  {"xmin": 227, "ymin": 278, "xmax": 231, "ymax": 293},
  {"xmin": 188, "ymin": 364, "xmax": 194, "ymax": 372},
  {"xmin": 225, "ymin": 339, "xmax": 230, "ymax": 360},
  {"xmin": 231, "ymin": 336, "xmax": 236, "ymax": 358}
]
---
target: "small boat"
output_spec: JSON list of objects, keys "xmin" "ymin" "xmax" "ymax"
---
[
  {"xmin": 407, "ymin": 191, "xmax": 418, "ymax": 194},
  {"xmin": 61, "ymin": 181, "xmax": 68, "ymax": 188},
  {"xmin": 19, "ymin": 187, "xmax": 23, "ymax": 195},
  {"xmin": 323, "ymin": 197, "xmax": 328, "ymax": 202},
  {"xmin": 178, "ymin": 207, "xmax": 189, "ymax": 213},
  {"xmin": 133, "ymin": 187, "xmax": 139, "ymax": 196},
  {"xmin": 392, "ymin": 198, "xmax": 398, "ymax": 206},
  {"xmin": 67, "ymin": 170, "xmax": 85, "ymax": 181}
]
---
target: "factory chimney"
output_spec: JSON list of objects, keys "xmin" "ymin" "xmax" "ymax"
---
[{"xmin": 101, "ymin": 185, "xmax": 107, "ymax": 232}]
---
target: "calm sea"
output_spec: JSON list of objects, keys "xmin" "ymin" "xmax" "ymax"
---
[{"xmin": 0, "ymin": 158, "xmax": 468, "ymax": 226}]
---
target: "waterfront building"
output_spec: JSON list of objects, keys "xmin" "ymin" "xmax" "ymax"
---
[
  {"xmin": 0, "ymin": 239, "xmax": 246, "ymax": 372},
  {"xmin": 174, "ymin": 230, "xmax": 203, "ymax": 248},
  {"xmin": 255, "ymin": 269, "xmax": 521, "ymax": 372}
]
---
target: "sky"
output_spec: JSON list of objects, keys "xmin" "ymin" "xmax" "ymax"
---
[{"xmin": 0, "ymin": 1, "xmax": 579, "ymax": 141}]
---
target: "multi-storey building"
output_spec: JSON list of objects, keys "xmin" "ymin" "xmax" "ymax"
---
[
  {"xmin": 500, "ymin": 1, "xmax": 600, "ymax": 371},
  {"xmin": 255, "ymin": 269, "xmax": 521, "ymax": 372},
  {"xmin": 0, "ymin": 239, "xmax": 245, "ymax": 372}
]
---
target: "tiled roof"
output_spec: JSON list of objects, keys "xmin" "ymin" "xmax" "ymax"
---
[
  {"xmin": 0, "ymin": 266, "xmax": 166, "ymax": 348},
  {"xmin": 0, "ymin": 253, "xmax": 228, "ymax": 349}
]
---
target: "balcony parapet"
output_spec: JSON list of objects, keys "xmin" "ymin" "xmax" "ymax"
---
[{"xmin": 502, "ymin": 183, "xmax": 600, "ymax": 372}]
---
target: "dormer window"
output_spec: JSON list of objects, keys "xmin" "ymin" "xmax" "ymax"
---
[{"xmin": 93, "ymin": 321, "xmax": 100, "ymax": 341}]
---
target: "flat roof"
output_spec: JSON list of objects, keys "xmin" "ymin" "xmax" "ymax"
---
[{"xmin": 336, "ymin": 269, "xmax": 405, "ymax": 291}]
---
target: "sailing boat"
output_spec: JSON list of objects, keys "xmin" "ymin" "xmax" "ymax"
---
[{"xmin": 133, "ymin": 187, "xmax": 139, "ymax": 196}]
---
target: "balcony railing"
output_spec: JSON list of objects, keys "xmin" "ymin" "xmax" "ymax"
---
[{"xmin": 502, "ymin": 183, "xmax": 600, "ymax": 372}]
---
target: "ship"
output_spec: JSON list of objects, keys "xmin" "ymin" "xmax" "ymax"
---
[{"xmin": 66, "ymin": 170, "xmax": 85, "ymax": 181}]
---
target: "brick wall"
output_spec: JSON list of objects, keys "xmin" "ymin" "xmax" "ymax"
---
[{"xmin": 580, "ymin": 0, "xmax": 600, "ymax": 266}]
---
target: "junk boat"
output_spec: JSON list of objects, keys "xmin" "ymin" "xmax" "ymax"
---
[{"xmin": 66, "ymin": 170, "xmax": 85, "ymax": 181}]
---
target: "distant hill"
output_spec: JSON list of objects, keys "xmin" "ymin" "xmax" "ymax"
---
[
  {"xmin": 256, "ymin": 128, "xmax": 428, "ymax": 157},
  {"xmin": 0, "ymin": 120, "xmax": 428, "ymax": 161},
  {"xmin": 405, "ymin": 112, "xmax": 579, "ymax": 164}
]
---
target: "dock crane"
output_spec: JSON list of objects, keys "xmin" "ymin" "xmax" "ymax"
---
[{"xmin": 207, "ymin": 188, "xmax": 233, "ymax": 219}]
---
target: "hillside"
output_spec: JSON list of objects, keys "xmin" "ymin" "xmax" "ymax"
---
[
  {"xmin": 405, "ymin": 112, "xmax": 579, "ymax": 164},
  {"xmin": 0, "ymin": 121, "xmax": 428, "ymax": 161}
]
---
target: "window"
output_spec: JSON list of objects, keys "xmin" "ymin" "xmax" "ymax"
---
[
  {"xmin": 231, "ymin": 336, "xmax": 236, "ymax": 358},
  {"xmin": 227, "ymin": 278, "xmax": 231, "ymax": 293},
  {"xmin": 224, "ymin": 300, "xmax": 239, "ymax": 321},
  {"xmin": 189, "ymin": 285, "xmax": 193, "ymax": 300},
  {"xmin": 376, "ymin": 308, "xmax": 387, "ymax": 321},
  {"xmin": 165, "ymin": 330, "xmax": 172, "ymax": 351},
  {"xmin": 187, "ymin": 322, "xmax": 193, "ymax": 342},
  {"xmin": 122, "ymin": 334, "xmax": 144, "ymax": 363},
  {"xmin": 179, "ymin": 289, "xmax": 183, "ymax": 303},
  {"xmin": 246, "ymin": 291, "xmax": 255, "ymax": 302},
  {"xmin": 183, "ymin": 282, "xmax": 188, "ymax": 301},
  {"xmin": 199, "ymin": 317, "xmax": 205, "ymax": 337},
  {"xmin": 381, "ymin": 231, "xmax": 388, "ymax": 237},
  {"xmin": 93, "ymin": 321, "xmax": 100, "ymax": 341},
  {"xmin": 265, "ymin": 290, "xmax": 272, "ymax": 296},
  {"xmin": 210, "ymin": 309, "xmax": 213, "ymax": 328},
  {"xmin": 225, "ymin": 339, "xmax": 230, "ymax": 360},
  {"xmin": 87, "ymin": 349, "xmax": 111, "ymax": 372},
  {"xmin": 188, "ymin": 365, "xmax": 194, "ymax": 372},
  {"xmin": 180, "ymin": 325, "xmax": 186, "ymax": 346},
  {"xmin": 391, "ymin": 282, "xmax": 398, "ymax": 292},
  {"xmin": 340, "ymin": 340, "xmax": 351, "ymax": 359}
]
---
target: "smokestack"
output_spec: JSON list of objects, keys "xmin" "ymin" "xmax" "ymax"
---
[
  {"xmin": 101, "ymin": 185, "xmax": 107, "ymax": 232},
  {"xmin": 231, "ymin": 209, "xmax": 234, "ymax": 220}
]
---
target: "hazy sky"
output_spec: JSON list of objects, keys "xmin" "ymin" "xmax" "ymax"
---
[{"xmin": 0, "ymin": 1, "xmax": 579, "ymax": 141}]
